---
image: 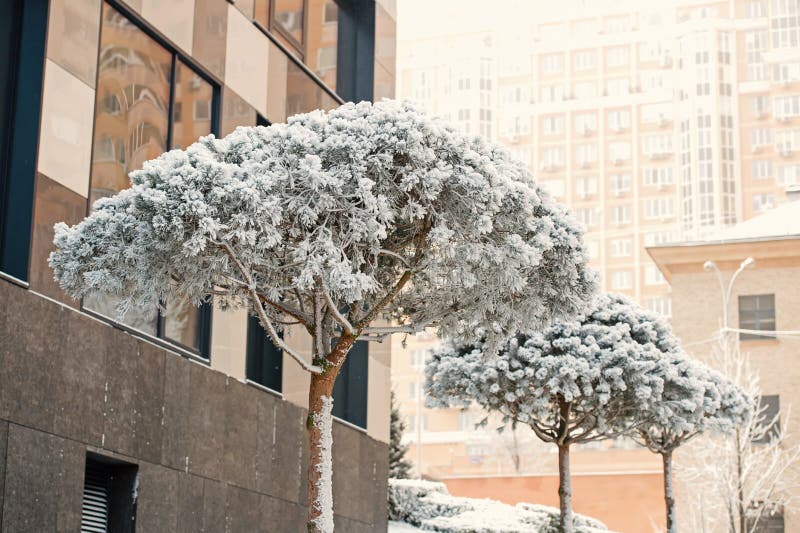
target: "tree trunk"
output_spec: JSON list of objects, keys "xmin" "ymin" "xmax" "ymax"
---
[
  {"xmin": 558, "ymin": 444, "xmax": 573, "ymax": 533},
  {"xmin": 662, "ymin": 451, "xmax": 676, "ymax": 533},
  {"xmin": 307, "ymin": 370, "xmax": 337, "ymax": 533},
  {"xmin": 736, "ymin": 429, "xmax": 746, "ymax": 533}
]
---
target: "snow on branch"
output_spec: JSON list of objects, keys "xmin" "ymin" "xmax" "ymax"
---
[{"xmin": 49, "ymin": 100, "xmax": 596, "ymax": 370}]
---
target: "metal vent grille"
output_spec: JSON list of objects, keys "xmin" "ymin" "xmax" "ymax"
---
[{"xmin": 81, "ymin": 461, "xmax": 110, "ymax": 533}]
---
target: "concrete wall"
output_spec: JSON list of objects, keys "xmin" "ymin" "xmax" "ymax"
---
[{"xmin": 0, "ymin": 279, "xmax": 388, "ymax": 532}]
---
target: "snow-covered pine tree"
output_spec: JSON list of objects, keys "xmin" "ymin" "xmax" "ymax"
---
[
  {"xmin": 390, "ymin": 392, "xmax": 413, "ymax": 479},
  {"xmin": 635, "ymin": 353, "xmax": 749, "ymax": 533},
  {"xmin": 49, "ymin": 100, "xmax": 596, "ymax": 532},
  {"xmin": 426, "ymin": 294, "xmax": 673, "ymax": 533}
]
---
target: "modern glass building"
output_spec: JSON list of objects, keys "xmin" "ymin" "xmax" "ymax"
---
[{"xmin": 0, "ymin": 0, "xmax": 395, "ymax": 530}]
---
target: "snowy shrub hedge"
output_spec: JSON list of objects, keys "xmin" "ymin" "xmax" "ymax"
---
[{"xmin": 388, "ymin": 479, "xmax": 611, "ymax": 533}]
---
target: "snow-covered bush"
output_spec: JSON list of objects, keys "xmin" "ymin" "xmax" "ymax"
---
[
  {"xmin": 388, "ymin": 478, "xmax": 610, "ymax": 533},
  {"xmin": 426, "ymin": 294, "xmax": 674, "ymax": 532},
  {"xmin": 49, "ymin": 99, "xmax": 597, "ymax": 532}
]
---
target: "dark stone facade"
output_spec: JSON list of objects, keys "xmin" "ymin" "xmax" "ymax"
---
[{"xmin": 0, "ymin": 279, "xmax": 389, "ymax": 532}]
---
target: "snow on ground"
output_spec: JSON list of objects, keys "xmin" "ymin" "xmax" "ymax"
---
[{"xmin": 389, "ymin": 521, "xmax": 428, "ymax": 532}]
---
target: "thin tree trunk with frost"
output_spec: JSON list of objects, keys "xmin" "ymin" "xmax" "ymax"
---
[
  {"xmin": 558, "ymin": 444, "xmax": 573, "ymax": 533},
  {"xmin": 662, "ymin": 451, "xmax": 676, "ymax": 533},
  {"xmin": 308, "ymin": 373, "xmax": 336, "ymax": 533}
]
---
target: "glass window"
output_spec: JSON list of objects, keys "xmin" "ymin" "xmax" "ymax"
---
[
  {"xmin": 332, "ymin": 341, "xmax": 369, "ymax": 428},
  {"xmin": 273, "ymin": 0, "xmax": 305, "ymax": 46},
  {"xmin": 246, "ymin": 315, "xmax": 283, "ymax": 392},
  {"xmin": 171, "ymin": 61, "xmax": 214, "ymax": 149},
  {"xmin": 286, "ymin": 59, "xmax": 339, "ymax": 116},
  {"xmin": 738, "ymin": 294, "xmax": 776, "ymax": 340},
  {"xmin": 87, "ymin": 4, "xmax": 216, "ymax": 356},
  {"xmin": 306, "ymin": 0, "xmax": 339, "ymax": 90},
  {"xmin": 753, "ymin": 394, "xmax": 780, "ymax": 444}
]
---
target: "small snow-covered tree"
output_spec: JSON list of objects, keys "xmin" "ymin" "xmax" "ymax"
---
[
  {"xmin": 390, "ymin": 392, "xmax": 413, "ymax": 479},
  {"xmin": 680, "ymin": 332, "xmax": 800, "ymax": 533},
  {"xmin": 634, "ymin": 354, "xmax": 749, "ymax": 533},
  {"xmin": 49, "ymin": 100, "xmax": 596, "ymax": 532},
  {"xmin": 426, "ymin": 294, "xmax": 672, "ymax": 533}
]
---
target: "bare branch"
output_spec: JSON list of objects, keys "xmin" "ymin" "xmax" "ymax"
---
[
  {"xmin": 322, "ymin": 286, "xmax": 356, "ymax": 335},
  {"xmin": 215, "ymin": 240, "xmax": 321, "ymax": 373},
  {"xmin": 378, "ymin": 248, "xmax": 411, "ymax": 267}
]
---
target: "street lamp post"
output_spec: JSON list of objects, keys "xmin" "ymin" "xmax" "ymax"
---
[{"xmin": 703, "ymin": 256, "xmax": 754, "ymax": 533}]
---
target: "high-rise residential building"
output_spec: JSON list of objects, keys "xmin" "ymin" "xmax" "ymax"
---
[
  {"xmin": 394, "ymin": 0, "xmax": 800, "ymax": 530},
  {"xmin": 0, "ymin": 0, "xmax": 395, "ymax": 531}
]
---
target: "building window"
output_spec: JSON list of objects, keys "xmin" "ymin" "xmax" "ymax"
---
[
  {"xmin": 751, "ymin": 127, "xmax": 772, "ymax": 148},
  {"xmin": 81, "ymin": 453, "xmax": 138, "ymax": 533},
  {"xmin": 541, "ymin": 115, "xmax": 564, "ymax": 135},
  {"xmin": 575, "ymin": 207, "xmax": 599, "ymax": 229},
  {"xmin": 576, "ymin": 143, "xmax": 597, "ymax": 166},
  {"xmin": 273, "ymin": 0, "xmax": 305, "ymax": 47},
  {"xmin": 643, "ymin": 167, "xmax": 674, "ymax": 188},
  {"xmin": 408, "ymin": 381, "xmax": 418, "ymax": 400},
  {"xmin": 542, "ymin": 53, "xmax": 564, "ymax": 74},
  {"xmin": 610, "ymin": 238, "xmax": 631, "ymax": 257},
  {"xmin": 576, "ymin": 176, "xmax": 598, "ymax": 197},
  {"xmin": 739, "ymin": 294, "xmax": 776, "ymax": 340},
  {"xmin": 0, "ymin": 0, "xmax": 48, "ymax": 281},
  {"xmin": 333, "ymin": 340, "xmax": 369, "ymax": 428},
  {"xmin": 753, "ymin": 194, "xmax": 776, "ymax": 212},
  {"xmin": 647, "ymin": 297, "xmax": 671, "ymax": 316},
  {"xmin": 644, "ymin": 197, "xmax": 675, "ymax": 220},
  {"xmin": 645, "ymin": 264, "xmax": 665, "ymax": 285},
  {"xmin": 86, "ymin": 3, "xmax": 217, "ymax": 357},
  {"xmin": 747, "ymin": 511, "xmax": 784, "ymax": 533},
  {"xmin": 752, "ymin": 160, "xmax": 773, "ymax": 179},
  {"xmin": 575, "ymin": 112, "xmax": 596, "ymax": 133},
  {"xmin": 573, "ymin": 50, "xmax": 596, "ymax": 71},
  {"xmin": 753, "ymin": 394, "xmax": 781, "ymax": 444},
  {"xmin": 246, "ymin": 315, "xmax": 283, "ymax": 392},
  {"xmin": 609, "ymin": 205, "xmax": 631, "ymax": 225},
  {"xmin": 609, "ymin": 173, "xmax": 631, "ymax": 195},
  {"xmin": 775, "ymin": 95, "xmax": 800, "ymax": 119},
  {"xmin": 611, "ymin": 270, "xmax": 633, "ymax": 290},
  {"xmin": 608, "ymin": 110, "xmax": 630, "ymax": 131}
]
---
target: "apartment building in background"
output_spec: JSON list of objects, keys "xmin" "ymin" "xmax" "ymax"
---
[
  {"xmin": 394, "ymin": 0, "xmax": 800, "ymax": 530},
  {"xmin": 0, "ymin": 0, "xmax": 395, "ymax": 531},
  {"xmin": 649, "ymin": 198, "xmax": 800, "ymax": 532}
]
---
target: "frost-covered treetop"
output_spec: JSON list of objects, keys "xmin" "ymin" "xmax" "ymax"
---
[
  {"xmin": 426, "ymin": 294, "xmax": 675, "ymax": 443},
  {"xmin": 638, "ymin": 354, "xmax": 750, "ymax": 452},
  {"xmin": 50, "ymin": 99, "xmax": 595, "ymax": 359}
]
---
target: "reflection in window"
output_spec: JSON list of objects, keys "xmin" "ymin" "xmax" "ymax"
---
[
  {"xmin": 163, "ymin": 297, "xmax": 201, "ymax": 350},
  {"xmin": 90, "ymin": 4, "xmax": 171, "ymax": 207},
  {"xmin": 286, "ymin": 60, "xmax": 339, "ymax": 117},
  {"xmin": 86, "ymin": 4, "xmax": 215, "ymax": 355},
  {"xmin": 171, "ymin": 61, "xmax": 213, "ymax": 150},
  {"xmin": 306, "ymin": 0, "xmax": 339, "ymax": 90},
  {"xmin": 274, "ymin": 0, "xmax": 305, "ymax": 45}
]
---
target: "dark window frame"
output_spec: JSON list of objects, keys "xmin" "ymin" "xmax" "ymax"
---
[
  {"xmin": 738, "ymin": 293, "xmax": 776, "ymax": 341},
  {"xmin": 81, "ymin": 0, "xmax": 221, "ymax": 360}
]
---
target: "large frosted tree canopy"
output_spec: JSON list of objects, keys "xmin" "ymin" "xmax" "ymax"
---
[{"xmin": 50, "ymin": 100, "xmax": 596, "ymax": 362}]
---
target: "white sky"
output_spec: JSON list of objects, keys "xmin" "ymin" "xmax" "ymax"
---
[{"xmin": 396, "ymin": 0, "xmax": 683, "ymax": 41}]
